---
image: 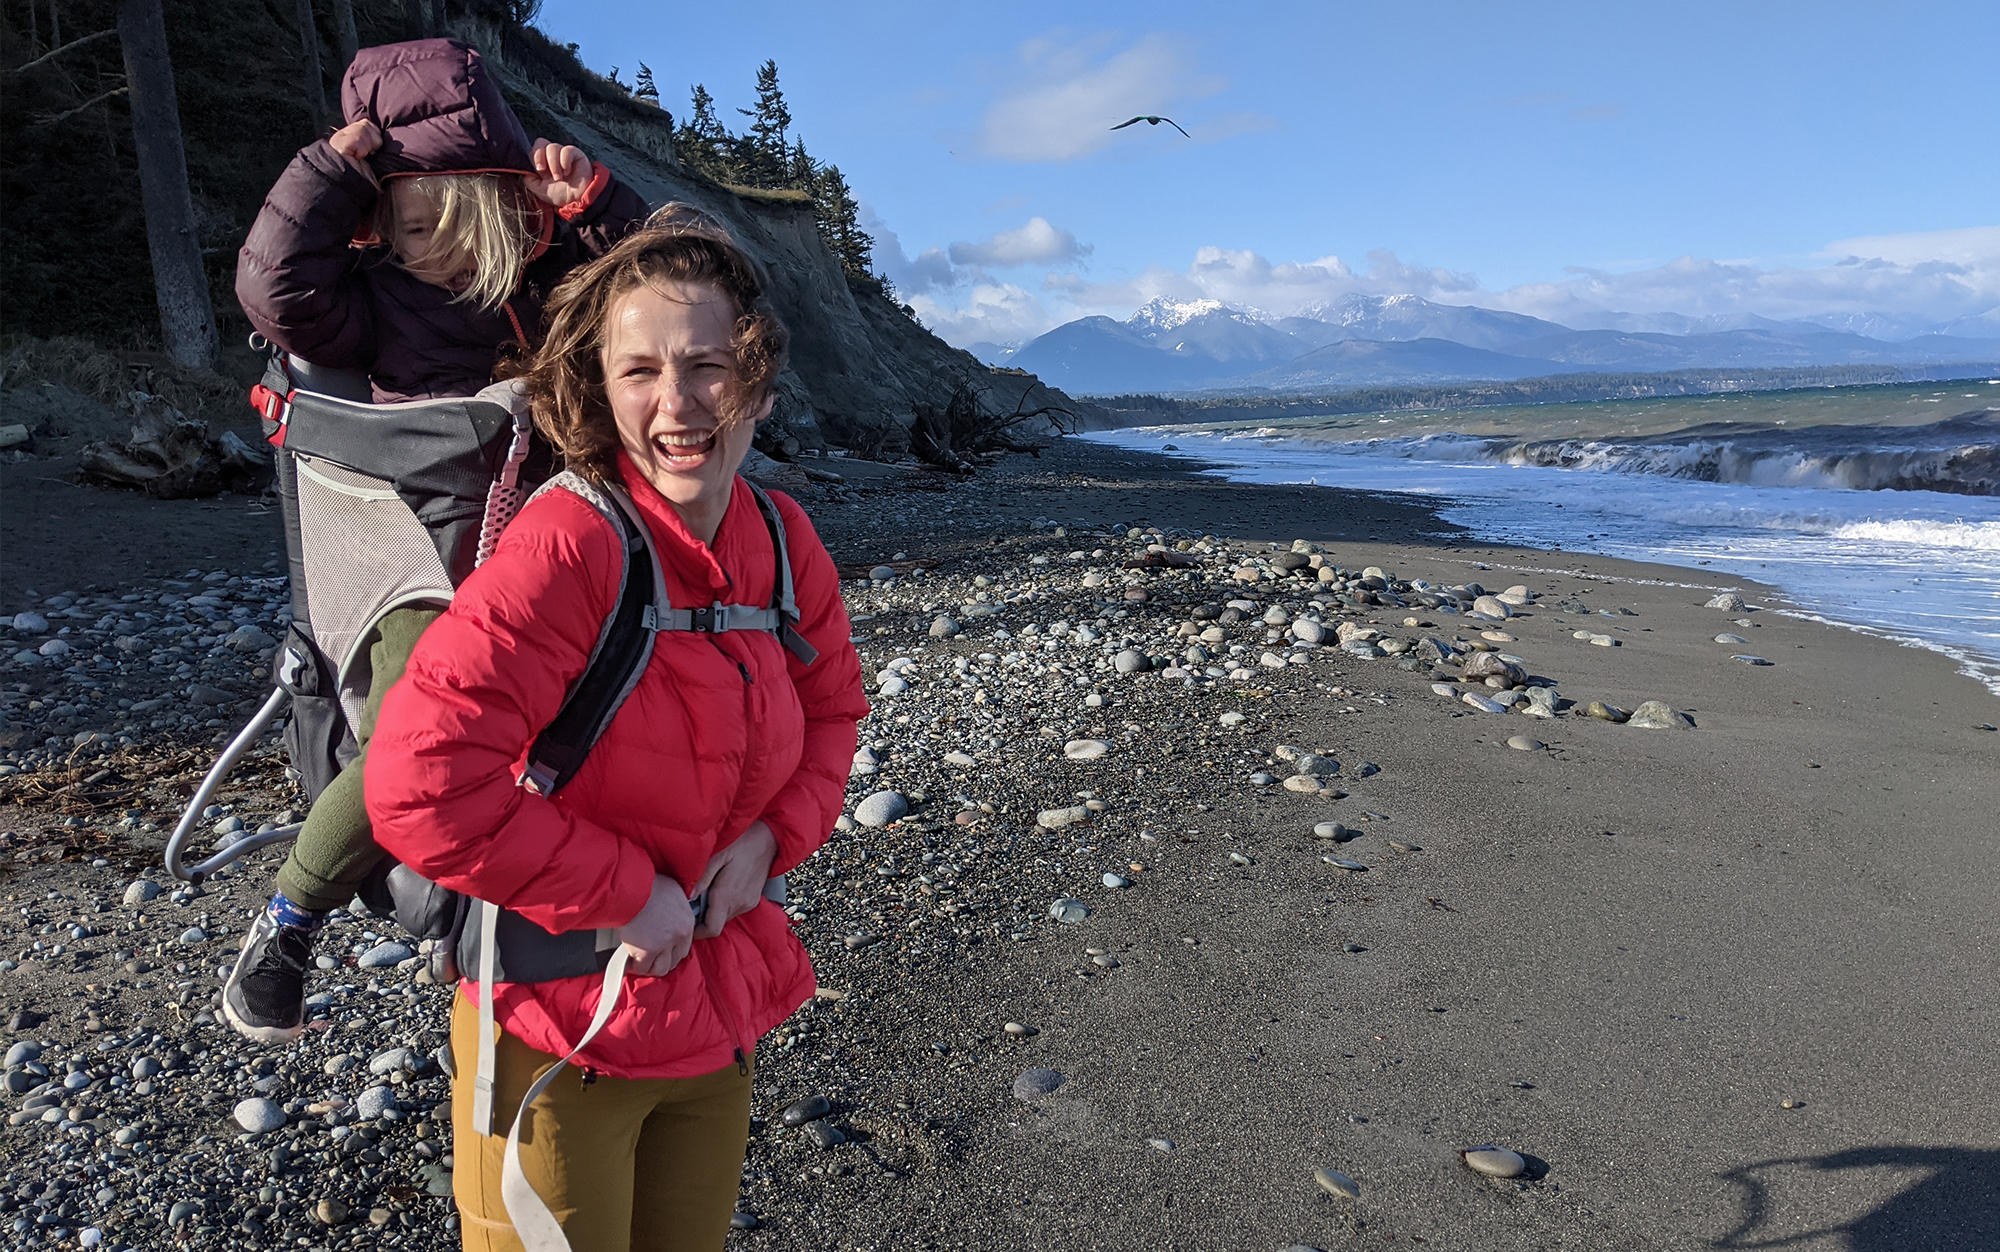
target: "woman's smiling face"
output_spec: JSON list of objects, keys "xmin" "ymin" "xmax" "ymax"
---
[{"xmin": 601, "ymin": 279, "xmax": 769, "ymax": 543}]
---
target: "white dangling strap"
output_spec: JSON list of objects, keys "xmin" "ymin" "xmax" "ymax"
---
[
  {"xmin": 498, "ymin": 946, "xmax": 631, "ymax": 1251},
  {"xmin": 471, "ymin": 899, "xmax": 500, "ymax": 1136}
]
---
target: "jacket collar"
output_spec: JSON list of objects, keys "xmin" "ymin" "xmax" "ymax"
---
[{"xmin": 615, "ymin": 450, "xmax": 752, "ymax": 599}]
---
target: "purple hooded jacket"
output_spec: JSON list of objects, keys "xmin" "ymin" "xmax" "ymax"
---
[{"xmin": 235, "ymin": 40, "xmax": 646, "ymax": 402}]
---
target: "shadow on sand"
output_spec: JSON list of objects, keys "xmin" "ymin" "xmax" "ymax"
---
[{"xmin": 1715, "ymin": 1146, "xmax": 2000, "ymax": 1251}]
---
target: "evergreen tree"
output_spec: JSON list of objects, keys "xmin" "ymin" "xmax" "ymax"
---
[
  {"xmin": 787, "ymin": 137, "xmax": 818, "ymax": 191},
  {"xmin": 676, "ymin": 83, "xmax": 737, "ymax": 181},
  {"xmin": 634, "ymin": 64, "xmax": 659, "ymax": 105},
  {"xmin": 738, "ymin": 60, "xmax": 791, "ymax": 188},
  {"xmin": 687, "ymin": 85, "xmax": 725, "ymax": 140},
  {"xmin": 812, "ymin": 163, "xmax": 874, "ymax": 280}
]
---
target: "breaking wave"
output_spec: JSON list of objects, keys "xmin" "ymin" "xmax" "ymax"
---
[{"xmin": 1325, "ymin": 413, "xmax": 1999, "ymax": 495}]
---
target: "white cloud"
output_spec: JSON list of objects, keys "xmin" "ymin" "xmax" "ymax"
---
[
  {"xmin": 972, "ymin": 32, "xmax": 1223, "ymax": 163},
  {"xmin": 904, "ymin": 225, "xmax": 2000, "ymax": 348},
  {"xmin": 907, "ymin": 283, "xmax": 1051, "ymax": 346},
  {"xmin": 949, "ymin": 217, "xmax": 1091, "ymax": 267},
  {"xmin": 1820, "ymin": 225, "xmax": 2000, "ymax": 268},
  {"xmin": 870, "ymin": 205, "xmax": 1095, "ymax": 306},
  {"xmin": 1492, "ymin": 235, "xmax": 2000, "ymax": 331}
]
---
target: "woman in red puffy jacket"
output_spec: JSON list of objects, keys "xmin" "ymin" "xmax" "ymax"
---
[{"xmin": 363, "ymin": 215, "xmax": 868, "ymax": 1251}]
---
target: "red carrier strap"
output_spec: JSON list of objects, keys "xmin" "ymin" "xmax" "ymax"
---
[{"xmin": 250, "ymin": 383, "xmax": 291, "ymax": 446}]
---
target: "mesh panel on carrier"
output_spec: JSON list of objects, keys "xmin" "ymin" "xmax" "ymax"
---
[{"xmin": 293, "ymin": 453, "xmax": 456, "ymax": 730}]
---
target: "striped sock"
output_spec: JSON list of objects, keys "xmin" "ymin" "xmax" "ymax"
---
[{"xmin": 267, "ymin": 890, "xmax": 327, "ymax": 933}]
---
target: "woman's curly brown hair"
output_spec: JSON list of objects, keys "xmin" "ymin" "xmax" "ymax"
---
[{"xmin": 516, "ymin": 204, "xmax": 788, "ymax": 484}]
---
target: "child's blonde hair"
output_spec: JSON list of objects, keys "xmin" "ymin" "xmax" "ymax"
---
[{"xmin": 375, "ymin": 173, "xmax": 536, "ymax": 312}]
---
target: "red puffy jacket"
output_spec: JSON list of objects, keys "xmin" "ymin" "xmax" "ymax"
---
[{"xmin": 364, "ymin": 456, "xmax": 868, "ymax": 1078}]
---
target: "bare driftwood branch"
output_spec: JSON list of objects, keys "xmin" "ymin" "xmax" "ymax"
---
[
  {"xmin": 909, "ymin": 377, "xmax": 1079, "ymax": 470},
  {"xmin": 10, "ymin": 27, "xmax": 118, "ymax": 74},
  {"xmin": 34, "ymin": 83, "xmax": 127, "ymax": 126}
]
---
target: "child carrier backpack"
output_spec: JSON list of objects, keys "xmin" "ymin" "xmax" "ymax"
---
[
  {"xmin": 164, "ymin": 348, "xmax": 822, "ymax": 1252},
  {"xmin": 164, "ymin": 348, "xmax": 817, "ymax": 971}
]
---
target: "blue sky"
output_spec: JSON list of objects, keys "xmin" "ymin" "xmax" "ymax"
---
[{"xmin": 538, "ymin": 0, "xmax": 2000, "ymax": 347}]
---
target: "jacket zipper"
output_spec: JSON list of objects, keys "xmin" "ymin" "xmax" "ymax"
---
[
  {"xmin": 694, "ymin": 942, "xmax": 752, "ymax": 1075},
  {"xmin": 502, "ymin": 300, "xmax": 531, "ymax": 350}
]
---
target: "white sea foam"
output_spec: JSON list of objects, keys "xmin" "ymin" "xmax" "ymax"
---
[{"xmin": 1828, "ymin": 519, "xmax": 2000, "ymax": 550}]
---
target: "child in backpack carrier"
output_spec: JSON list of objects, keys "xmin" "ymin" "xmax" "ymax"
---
[{"xmin": 222, "ymin": 38, "xmax": 644, "ymax": 1044}]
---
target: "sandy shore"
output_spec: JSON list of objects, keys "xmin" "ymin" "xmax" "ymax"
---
[{"xmin": 1, "ymin": 438, "xmax": 1995, "ymax": 1250}]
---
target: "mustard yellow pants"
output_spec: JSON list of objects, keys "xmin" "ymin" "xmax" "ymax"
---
[{"xmin": 448, "ymin": 989, "xmax": 753, "ymax": 1252}]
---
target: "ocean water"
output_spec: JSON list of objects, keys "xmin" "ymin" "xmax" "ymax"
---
[{"xmin": 1084, "ymin": 381, "xmax": 2000, "ymax": 696}]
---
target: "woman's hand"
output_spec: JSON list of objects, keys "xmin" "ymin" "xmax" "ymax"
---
[
  {"xmin": 526, "ymin": 139, "xmax": 595, "ymax": 207},
  {"xmin": 691, "ymin": 822, "xmax": 778, "ymax": 939},
  {"xmin": 329, "ymin": 119, "xmax": 382, "ymax": 173},
  {"xmin": 617, "ymin": 873, "xmax": 697, "ymax": 976}
]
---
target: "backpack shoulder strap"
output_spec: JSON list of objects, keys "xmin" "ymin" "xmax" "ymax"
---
[
  {"xmin": 518, "ymin": 472, "xmax": 665, "ymax": 796},
  {"xmin": 742, "ymin": 480, "xmax": 819, "ymax": 666}
]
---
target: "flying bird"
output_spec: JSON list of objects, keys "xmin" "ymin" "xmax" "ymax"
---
[{"xmin": 1110, "ymin": 115, "xmax": 1191, "ymax": 139}]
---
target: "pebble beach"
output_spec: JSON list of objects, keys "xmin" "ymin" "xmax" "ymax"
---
[{"xmin": 1, "ymin": 438, "xmax": 1995, "ymax": 1251}]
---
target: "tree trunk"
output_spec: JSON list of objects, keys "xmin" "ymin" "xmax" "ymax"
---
[
  {"xmin": 329, "ymin": 0, "xmax": 358, "ymax": 78},
  {"xmin": 292, "ymin": 0, "xmax": 326, "ymax": 132},
  {"xmin": 116, "ymin": 0, "xmax": 218, "ymax": 370}
]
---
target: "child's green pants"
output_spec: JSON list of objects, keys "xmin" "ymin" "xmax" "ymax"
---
[{"xmin": 273, "ymin": 606, "xmax": 442, "ymax": 912}]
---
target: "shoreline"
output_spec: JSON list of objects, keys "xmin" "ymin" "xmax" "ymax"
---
[
  {"xmin": 2, "ymin": 437, "xmax": 1996, "ymax": 1250},
  {"xmin": 1078, "ymin": 417, "xmax": 2000, "ymax": 701}
]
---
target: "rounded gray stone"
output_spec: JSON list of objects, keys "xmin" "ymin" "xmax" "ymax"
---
[
  {"xmin": 1627, "ymin": 700, "xmax": 1695, "ymax": 730},
  {"xmin": 1038, "ymin": 805, "xmax": 1089, "ymax": 830},
  {"xmin": 1505, "ymin": 735, "xmax": 1544, "ymax": 751},
  {"xmin": 358, "ymin": 941, "xmax": 413, "ymax": 969},
  {"xmin": 355, "ymin": 1084, "xmax": 397, "ymax": 1120},
  {"xmin": 1049, "ymin": 897, "xmax": 1091, "ymax": 924},
  {"xmin": 853, "ymin": 790, "xmax": 910, "ymax": 828},
  {"xmin": 1113, "ymin": 648, "xmax": 1148, "ymax": 674},
  {"xmin": 1013, "ymin": 1067, "xmax": 1065, "ymax": 1101},
  {"xmin": 1314, "ymin": 1165, "xmax": 1361, "ymax": 1198},
  {"xmin": 368, "ymin": 1047, "xmax": 418, "ymax": 1077},
  {"xmin": 1462, "ymin": 1145, "xmax": 1527, "ymax": 1178},
  {"xmin": 232, "ymin": 1097, "xmax": 286, "ymax": 1134},
  {"xmin": 781, "ymin": 1095, "xmax": 831, "ymax": 1127},
  {"xmin": 122, "ymin": 879, "xmax": 162, "ymax": 907}
]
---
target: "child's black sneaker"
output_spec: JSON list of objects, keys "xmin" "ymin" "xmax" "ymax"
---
[{"xmin": 221, "ymin": 910, "xmax": 316, "ymax": 1044}]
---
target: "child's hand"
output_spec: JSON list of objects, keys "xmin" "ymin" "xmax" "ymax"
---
[
  {"xmin": 329, "ymin": 119, "xmax": 383, "ymax": 173},
  {"xmin": 527, "ymin": 139, "xmax": 595, "ymax": 207}
]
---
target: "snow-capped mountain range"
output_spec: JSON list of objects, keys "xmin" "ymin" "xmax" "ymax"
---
[{"xmin": 971, "ymin": 294, "xmax": 2000, "ymax": 395}]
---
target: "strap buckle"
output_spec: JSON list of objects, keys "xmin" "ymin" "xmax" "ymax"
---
[
  {"xmin": 689, "ymin": 603, "xmax": 728, "ymax": 633},
  {"xmin": 518, "ymin": 762, "xmax": 558, "ymax": 797}
]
